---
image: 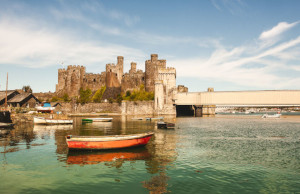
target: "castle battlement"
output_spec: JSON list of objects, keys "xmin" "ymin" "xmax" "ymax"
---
[{"xmin": 158, "ymin": 68, "xmax": 176, "ymax": 74}]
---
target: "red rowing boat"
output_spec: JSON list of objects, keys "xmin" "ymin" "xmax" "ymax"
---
[{"xmin": 66, "ymin": 132, "xmax": 154, "ymax": 150}]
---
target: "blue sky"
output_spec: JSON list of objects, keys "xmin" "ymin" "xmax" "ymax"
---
[{"xmin": 0, "ymin": 0, "xmax": 300, "ymax": 92}]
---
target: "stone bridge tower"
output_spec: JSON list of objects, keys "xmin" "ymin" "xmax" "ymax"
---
[{"xmin": 154, "ymin": 67, "xmax": 177, "ymax": 115}]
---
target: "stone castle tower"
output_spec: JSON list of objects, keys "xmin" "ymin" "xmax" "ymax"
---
[
  {"xmin": 145, "ymin": 54, "xmax": 166, "ymax": 92},
  {"xmin": 56, "ymin": 65, "xmax": 87, "ymax": 97}
]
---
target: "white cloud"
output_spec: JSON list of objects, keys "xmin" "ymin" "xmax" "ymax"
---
[
  {"xmin": 0, "ymin": 18, "xmax": 145, "ymax": 68},
  {"xmin": 259, "ymin": 21, "xmax": 299, "ymax": 41},
  {"xmin": 170, "ymin": 22, "xmax": 300, "ymax": 90}
]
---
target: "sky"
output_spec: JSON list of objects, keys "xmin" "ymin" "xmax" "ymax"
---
[{"xmin": 0, "ymin": 0, "xmax": 300, "ymax": 93}]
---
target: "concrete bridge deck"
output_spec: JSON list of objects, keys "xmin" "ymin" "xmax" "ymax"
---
[
  {"xmin": 175, "ymin": 90, "xmax": 300, "ymax": 106},
  {"xmin": 174, "ymin": 90, "xmax": 300, "ymax": 116}
]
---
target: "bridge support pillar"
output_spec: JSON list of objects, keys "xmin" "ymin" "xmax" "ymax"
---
[
  {"xmin": 193, "ymin": 106, "xmax": 203, "ymax": 117},
  {"xmin": 202, "ymin": 105, "xmax": 216, "ymax": 115}
]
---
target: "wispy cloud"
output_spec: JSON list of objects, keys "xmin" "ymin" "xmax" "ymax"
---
[
  {"xmin": 210, "ymin": 0, "xmax": 246, "ymax": 15},
  {"xmin": 170, "ymin": 21, "xmax": 300, "ymax": 90},
  {"xmin": 0, "ymin": 17, "xmax": 145, "ymax": 68},
  {"xmin": 259, "ymin": 21, "xmax": 299, "ymax": 41},
  {"xmin": 51, "ymin": 0, "xmax": 140, "ymax": 27}
]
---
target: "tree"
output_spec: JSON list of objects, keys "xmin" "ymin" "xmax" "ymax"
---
[
  {"xmin": 116, "ymin": 94, "xmax": 123, "ymax": 105},
  {"xmin": 63, "ymin": 93, "xmax": 70, "ymax": 102},
  {"xmin": 22, "ymin": 85, "xmax": 32, "ymax": 93},
  {"xmin": 79, "ymin": 88, "xmax": 92, "ymax": 104},
  {"xmin": 92, "ymin": 86, "xmax": 106, "ymax": 103},
  {"xmin": 50, "ymin": 96, "xmax": 59, "ymax": 102}
]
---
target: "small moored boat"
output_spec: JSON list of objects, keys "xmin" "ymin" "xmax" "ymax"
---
[
  {"xmin": 157, "ymin": 122, "xmax": 175, "ymax": 129},
  {"xmin": 145, "ymin": 117, "xmax": 164, "ymax": 121},
  {"xmin": 0, "ymin": 122, "xmax": 14, "ymax": 129},
  {"xmin": 36, "ymin": 102, "xmax": 55, "ymax": 113},
  {"xmin": 131, "ymin": 118, "xmax": 143, "ymax": 120},
  {"xmin": 66, "ymin": 132, "xmax": 154, "ymax": 150},
  {"xmin": 261, "ymin": 114, "xmax": 281, "ymax": 118},
  {"xmin": 34, "ymin": 117, "xmax": 73, "ymax": 125},
  {"xmin": 82, "ymin": 118, "xmax": 113, "ymax": 123}
]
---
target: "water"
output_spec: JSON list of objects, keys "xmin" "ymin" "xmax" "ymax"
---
[{"xmin": 1, "ymin": 115, "xmax": 300, "ymax": 193}]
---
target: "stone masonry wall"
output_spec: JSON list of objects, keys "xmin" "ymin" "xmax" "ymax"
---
[
  {"xmin": 58, "ymin": 102, "xmax": 121, "ymax": 114},
  {"xmin": 121, "ymin": 70, "xmax": 145, "ymax": 93},
  {"xmin": 121, "ymin": 101, "xmax": 155, "ymax": 115},
  {"xmin": 57, "ymin": 101, "xmax": 155, "ymax": 115}
]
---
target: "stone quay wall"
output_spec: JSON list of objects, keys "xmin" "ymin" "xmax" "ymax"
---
[
  {"xmin": 57, "ymin": 101, "xmax": 156, "ymax": 115},
  {"xmin": 58, "ymin": 102, "xmax": 121, "ymax": 114}
]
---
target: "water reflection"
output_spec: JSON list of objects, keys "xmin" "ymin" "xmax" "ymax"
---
[
  {"xmin": 66, "ymin": 147, "xmax": 151, "ymax": 166},
  {"xmin": 0, "ymin": 123, "xmax": 35, "ymax": 150}
]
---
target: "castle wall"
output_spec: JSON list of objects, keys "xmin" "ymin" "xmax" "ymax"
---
[
  {"xmin": 121, "ymin": 70, "xmax": 145, "ymax": 93},
  {"xmin": 82, "ymin": 73, "xmax": 105, "ymax": 91}
]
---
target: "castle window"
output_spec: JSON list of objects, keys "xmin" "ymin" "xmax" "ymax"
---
[
  {"xmin": 94, "ymin": 79, "xmax": 96, "ymax": 82},
  {"xmin": 142, "ymin": 77, "xmax": 145, "ymax": 81}
]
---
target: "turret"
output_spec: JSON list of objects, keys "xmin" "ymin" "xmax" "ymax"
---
[
  {"xmin": 129, "ymin": 62, "xmax": 137, "ymax": 74},
  {"xmin": 151, "ymin": 54, "xmax": 158, "ymax": 62}
]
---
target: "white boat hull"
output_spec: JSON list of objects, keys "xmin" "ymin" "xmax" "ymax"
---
[
  {"xmin": 84, "ymin": 118, "xmax": 113, "ymax": 122},
  {"xmin": 262, "ymin": 114, "xmax": 281, "ymax": 118},
  {"xmin": 36, "ymin": 106, "xmax": 55, "ymax": 113},
  {"xmin": 34, "ymin": 117, "xmax": 73, "ymax": 125}
]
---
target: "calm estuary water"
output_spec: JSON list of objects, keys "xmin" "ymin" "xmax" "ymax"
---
[{"xmin": 1, "ymin": 115, "xmax": 300, "ymax": 193}]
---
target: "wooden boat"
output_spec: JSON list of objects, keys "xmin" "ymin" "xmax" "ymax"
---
[
  {"xmin": 34, "ymin": 117, "xmax": 73, "ymax": 125},
  {"xmin": 145, "ymin": 117, "xmax": 164, "ymax": 121},
  {"xmin": 0, "ymin": 122, "xmax": 14, "ymax": 129},
  {"xmin": 36, "ymin": 103, "xmax": 55, "ymax": 113},
  {"xmin": 66, "ymin": 132, "xmax": 154, "ymax": 150},
  {"xmin": 157, "ymin": 122, "xmax": 175, "ymax": 129},
  {"xmin": 261, "ymin": 114, "xmax": 281, "ymax": 118},
  {"xmin": 82, "ymin": 118, "xmax": 113, "ymax": 123},
  {"xmin": 131, "ymin": 118, "xmax": 143, "ymax": 120}
]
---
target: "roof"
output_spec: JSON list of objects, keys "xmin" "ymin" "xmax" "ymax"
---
[
  {"xmin": 8, "ymin": 93, "xmax": 39, "ymax": 103},
  {"xmin": 0, "ymin": 90, "xmax": 18, "ymax": 101}
]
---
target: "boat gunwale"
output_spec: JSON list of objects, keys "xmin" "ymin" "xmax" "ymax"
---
[{"xmin": 66, "ymin": 132, "xmax": 154, "ymax": 142}]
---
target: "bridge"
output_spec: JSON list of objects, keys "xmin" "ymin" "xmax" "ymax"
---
[{"xmin": 174, "ymin": 90, "xmax": 300, "ymax": 116}]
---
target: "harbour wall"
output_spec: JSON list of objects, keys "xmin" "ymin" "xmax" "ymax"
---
[{"xmin": 57, "ymin": 101, "xmax": 156, "ymax": 115}]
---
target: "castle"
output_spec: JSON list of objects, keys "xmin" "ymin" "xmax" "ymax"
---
[{"xmin": 55, "ymin": 54, "xmax": 178, "ymax": 114}]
